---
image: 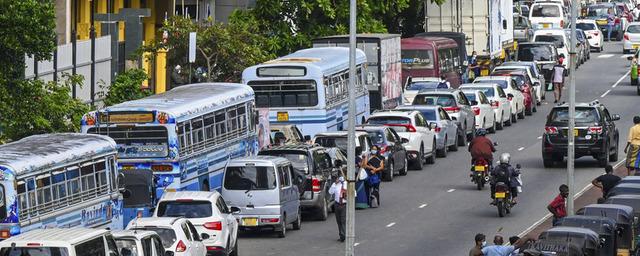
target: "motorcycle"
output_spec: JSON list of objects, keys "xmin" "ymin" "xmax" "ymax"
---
[
  {"xmin": 492, "ymin": 164, "xmax": 521, "ymax": 217},
  {"xmin": 471, "ymin": 159, "xmax": 490, "ymax": 190}
]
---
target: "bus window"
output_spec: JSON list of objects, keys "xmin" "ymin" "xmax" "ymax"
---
[
  {"xmin": 0, "ymin": 184, "xmax": 6, "ymax": 220},
  {"xmin": 35, "ymin": 174, "xmax": 52, "ymax": 211}
]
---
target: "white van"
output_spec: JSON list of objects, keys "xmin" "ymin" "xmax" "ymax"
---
[
  {"xmin": 533, "ymin": 29, "xmax": 570, "ymax": 69},
  {"xmin": 529, "ymin": 2, "xmax": 567, "ymax": 29},
  {"xmin": 0, "ymin": 228, "xmax": 120, "ymax": 256}
]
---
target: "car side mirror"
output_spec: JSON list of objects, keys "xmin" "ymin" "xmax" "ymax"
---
[
  {"xmin": 429, "ymin": 123, "xmax": 437, "ymax": 130},
  {"xmin": 201, "ymin": 233, "xmax": 210, "ymax": 240},
  {"xmin": 304, "ymin": 135, "xmax": 311, "ymax": 142},
  {"xmin": 451, "ymin": 116, "xmax": 457, "ymax": 121},
  {"xmin": 507, "ymin": 93, "xmax": 514, "ymax": 98},
  {"xmin": 587, "ymin": 35, "xmax": 593, "ymax": 39},
  {"xmin": 230, "ymin": 206, "xmax": 241, "ymax": 213},
  {"xmin": 612, "ymin": 114, "xmax": 621, "ymax": 121},
  {"xmin": 470, "ymin": 100, "xmax": 478, "ymax": 105},
  {"xmin": 401, "ymin": 138, "xmax": 409, "ymax": 144},
  {"xmin": 165, "ymin": 251, "xmax": 175, "ymax": 256}
]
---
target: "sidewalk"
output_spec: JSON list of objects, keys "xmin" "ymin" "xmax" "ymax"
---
[{"xmin": 521, "ymin": 164, "xmax": 629, "ymax": 238}]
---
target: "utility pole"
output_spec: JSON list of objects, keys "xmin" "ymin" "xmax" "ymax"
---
[
  {"xmin": 345, "ymin": 0, "xmax": 356, "ymax": 255},
  {"xmin": 567, "ymin": 0, "xmax": 578, "ymax": 215}
]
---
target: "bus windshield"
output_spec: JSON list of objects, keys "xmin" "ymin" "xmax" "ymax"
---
[
  {"xmin": 224, "ymin": 166, "xmax": 277, "ymax": 190},
  {"xmin": 401, "ymin": 50, "xmax": 435, "ymax": 69},
  {"xmin": 88, "ymin": 126, "xmax": 168, "ymax": 159}
]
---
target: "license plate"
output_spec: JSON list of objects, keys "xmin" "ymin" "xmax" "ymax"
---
[
  {"xmin": 597, "ymin": 20, "xmax": 607, "ymax": 25},
  {"xmin": 634, "ymin": 44, "xmax": 640, "ymax": 49},
  {"xmin": 277, "ymin": 112, "xmax": 289, "ymax": 121},
  {"xmin": 481, "ymin": 69, "xmax": 489, "ymax": 76},
  {"xmin": 495, "ymin": 192, "xmax": 506, "ymax": 199},
  {"xmin": 241, "ymin": 218, "xmax": 258, "ymax": 226},
  {"xmin": 121, "ymin": 165, "xmax": 135, "ymax": 170},
  {"xmin": 475, "ymin": 166, "xmax": 486, "ymax": 172},
  {"xmin": 543, "ymin": 23, "xmax": 550, "ymax": 28}
]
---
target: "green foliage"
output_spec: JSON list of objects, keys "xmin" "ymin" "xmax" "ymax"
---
[
  {"xmin": 99, "ymin": 68, "xmax": 152, "ymax": 106},
  {"xmin": 0, "ymin": 74, "xmax": 90, "ymax": 142}
]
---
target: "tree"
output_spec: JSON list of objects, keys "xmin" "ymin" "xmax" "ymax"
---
[{"xmin": 99, "ymin": 68, "xmax": 153, "ymax": 106}]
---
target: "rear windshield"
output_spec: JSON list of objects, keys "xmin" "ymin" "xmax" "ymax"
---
[
  {"xmin": 628, "ymin": 25, "xmax": 640, "ymax": 33},
  {"xmin": 416, "ymin": 109, "xmax": 437, "ymax": 121},
  {"xmin": 549, "ymin": 108, "xmax": 600, "ymax": 123},
  {"xmin": 259, "ymin": 152, "xmax": 310, "ymax": 174},
  {"xmin": 156, "ymin": 200, "xmax": 213, "ymax": 218},
  {"xmin": 0, "ymin": 248, "xmax": 69, "ymax": 256},
  {"xmin": 406, "ymin": 82, "xmax": 439, "ymax": 91},
  {"xmin": 475, "ymin": 80, "xmax": 508, "ymax": 89},
  {"xmin": 531, "ymin": 5, "xmax": 561, "ymax": 17},
  {"xmin": 367, "ymin": 116, "xmax": 411, "ymax": 125},
  {"xmin": 224, "ymin": 166, "xmax": 277, "ymax": 190},
  {"xmin": 534, "ymin": 35, "xmax": 564, "ymax": 48},
  {"xmin": 130, "ymin": 228, "xmax": 176, "ymax": 249},
  {"xmin": 517, "ymin": 45, "xmax": 555, "ymax": 62},
  {"xmin": 115, "ymin": 239, "xmax": 138, "ymax": 256},
  {"xmin": 365, "ymin": 131, "xmax": 385, "ymax": 144},
  {"xmin": 577, "ymin": 23, "xmax": 596, "ymax": 30},
  {"xmin": 412, "ymin": 94, "xmax": 456, "ymax": 106}
]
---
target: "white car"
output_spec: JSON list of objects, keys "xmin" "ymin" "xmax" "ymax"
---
[
  {"xmin": 623, "ymin": 22, "xmax": 640, "ymax": 53},
  {"xmin": 154, "ymin": 191, "xmax": 239, "ymax": 256},
  {"xmin": 127, "ymin": 217, "xmax": 207, "ymax": 256},
  {"xmin": 473, "ymin": 76, "xmax": 526, "ymax": 121},
  {"xmin": 533, "ymin": 29, "xmax": 571, "ymax": 70},
  {"xmin": 461, "ymin": 90, "xmax": 497, "ymax": 133},
  {"xmin": 492, "ymin": 65, "xmax": 542, "ymax": 106},
  {"xmin": 577, "ymin": 19, "xmax": 605, "ymax": 52},
  {"xmin": 113, "ymin": 230, "xmax": 170, "ymax": 256},
  {"xmin": 366, "ymin": 110, "xmax": 437, "ymax": 168},
  {"xmin": 459, "ymin": 83, "xmax": 512, "ymax": 129},
  {"xmin": 529, "ymin": 2, "xmax": 567, "ymax": 29},
  {"xmin": 0, "ymin": 228, "xmax": 120, "ymax": 256},
  {"xmin": 403, "ymin": 77, "xmax": 440, "ymax": 104}
]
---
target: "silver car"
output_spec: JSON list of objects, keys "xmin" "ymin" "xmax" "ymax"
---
[
  {"xmin": 412, "ymin": 88, "xmax": 476, "ymax": 144},
  {"xmin": 514, "ymin": 15, "xmax": 534, "ymax": 42},
  {"xmin": 396, "ymin": 105, "xmax": 459, "ymax": 155}
]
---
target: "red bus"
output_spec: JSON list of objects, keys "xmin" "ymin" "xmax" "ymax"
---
[{"xmin": 401, "ymin": 37, "xmax": 462, "ymax": 88}]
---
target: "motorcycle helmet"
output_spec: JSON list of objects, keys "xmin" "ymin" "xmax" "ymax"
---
[
  {"xmin": 476, "ymin": 128, "xmax": 487, "ymax": 137},
  {"xmin": 500, "ymin": 153, "xmax": 511, "ymax": 165}
]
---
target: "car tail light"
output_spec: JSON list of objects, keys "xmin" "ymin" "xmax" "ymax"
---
[
  {"xmin": 594, "ymin": 31, "xmax": 599, "ymax": 36},
  {"xmin": 507, "ymin": 95, "xmax": 513, "ymax": 101},
  {"xmin": 433, "ymin": 126, "xmax": 441, "ymax": 133},
  {"xmin": 588, "ymin": 126, "xmax": 603, "ymax": 134},
  {"xmin": 625, "ymin": 33, "xmax": 630, "ymax": 40},
  {"xmin": 472, "ymin": 107, "xmax": 480, "ymax": 115},
  {"xmin": 0, "ymin": 230, "xmax": 10, "ymax": 239},
  {"xmin": 443, "ymin": 106, "xmax": 461, "ymax": 113},
  {"xmin": 261, "ymin": 218, "xmax": 280, "ymax": 223},
  {"xmin": 204, "ymin": 221, "xmax": 222, "ymax": 230},
  {"xmin": 560, "ymin": 20, "xmax": 564, "ymax": 28},
  {"xmin": 176, "ymin": 240, "xmax": 187, "ymax": 252},
  {"xmin": 207, "ymin": 246, "xmax": 225, "ymax": 251},
  {"xmin": 26, "ymin": 243, "xmax": 41, "ymax": 247},
  {"xmin": 312, "ymin": 178, "xmax": 321, "ymax": 192},
  {"xmin": 385, "ymin": 124, "xmax": 417, "ymax": 132},
  {"xmin": 151, "ymin": 164, "xmax": 173, "ymax": 172},
  {"xmin": 545, "ymin": 126, "xmax": 559, "ymax": 135},
  {"xmin": 491, "ymin": 101, "xmax": 499, "ymax": 109}
]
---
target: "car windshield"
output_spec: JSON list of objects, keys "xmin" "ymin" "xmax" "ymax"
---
[
  {"xmin": 156, "ymin": 200, "xmax": 213, "ymax": 218},
  {"xmin": 0, "ymin": 247, "xmax": 69, "ymax": 256},
  {"xmin": 550, "ymin": 108, "xmax": 600, "ymax": 123},
  {"xmin": 628, "ymin": 25, "xmax": 640, "ymax": 33},
  {"xmin": 263, "ymin": 153, "xmax": 310, "ymax": 174},
  {"xmin": 531, "ymin": 5, "xmax": 560, "ymax": 17},
  {"xmin": 224, "ymin": 166, "xmax": 277, "ymax": 190},
  {"xmin": 401, "ymin": 50, "xmax": 435, "ymax": 69},
  {"xmin": 367, "ymin": 116, "xmax": 411, "ymax": 125},
  {"xmin": 115, "ymin": 239, "xmax": 139, "ymax": 256},
  {"xmin": 130, "ymin": 228, "xmax": 176, "ymax": 249},
  {"xmin": 365, "ymin": 131, "xmax": 385, "ymax": 144},
  {"xmin": 406, "ymin": 82, "xmax": 439, "ymax": 91},
  {"xmin": 577, "ymin": 23, "xmax": 596, "ymax": 30},
  {"xmin": 413, "ymin": 94, "xmax": 456, "ymax": 106},
  {"xmin": 535, "ymin": 35, "xmax": 564, "ymax": 48},
  {"xmin": 517, "ymin": 45, "xmax": 555, "ymax": 62},
  {"xmin": 475, "ymin": 80, "xmax": 508, "ymax": 89}
]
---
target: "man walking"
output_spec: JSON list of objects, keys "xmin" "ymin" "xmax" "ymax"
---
[
  {"xmin": 607, "ymin": 8, "xmax": 615, "ymax": 41},
  {"xmin": 547, "ymin": 184, "xmax": 569, "ymax": 226},
  {"xmin": 469, "ymin": 233, "xmax": 486, "ymax": 256},
  {"xmin": 329, "ymin": 176, "xmax": 347, "ymax": 242},
  {"xmin": 551, "ymin": 58, "xmax": 566, "ymax": 103},
  {"xmin": 592, "ymin": 165, "xmax": 621, "ymax": 198}
]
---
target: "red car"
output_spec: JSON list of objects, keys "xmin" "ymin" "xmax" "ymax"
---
[{"xmin": 490, "ymin": 70, "xmax": 536, "ymax": 115}]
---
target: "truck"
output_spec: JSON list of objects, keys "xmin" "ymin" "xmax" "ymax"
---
[
  {"xmin": 423, "ymin": 0, "xmax": 515, "ymax": 75},
  {"xmin": 312, "ymin": 34, "xmax": 403, "ymax": 110}
]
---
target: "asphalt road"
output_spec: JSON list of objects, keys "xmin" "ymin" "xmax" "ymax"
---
[{"xmin": 237, "ymin": 41, "xmax": 639, "ymax": 256}]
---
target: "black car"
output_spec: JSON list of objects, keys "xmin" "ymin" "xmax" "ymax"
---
[
  {"xmin": 356, "ymin": 125, "xmax": 409, "ymax": 175},
  {"xmin": 259, "ymin": 144, "xmax": 340, "ymax": 220},
  {"xmin": 542, "ymin": 100, "xmax": 620, "ymax": 168}
]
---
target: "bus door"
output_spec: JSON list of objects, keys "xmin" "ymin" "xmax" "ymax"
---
[{"xmin": 121, "ymin": 169, "xmax": 154, "ymax": 227}]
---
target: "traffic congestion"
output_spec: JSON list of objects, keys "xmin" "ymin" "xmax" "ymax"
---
[{"xmin": 1, "ymin": 0, "xmax": 640, "ymax": 256}]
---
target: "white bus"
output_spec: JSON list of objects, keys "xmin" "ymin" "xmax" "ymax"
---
[{"xmin": 242, "ymin": 47, "xmax": 371, "ymax": 138}]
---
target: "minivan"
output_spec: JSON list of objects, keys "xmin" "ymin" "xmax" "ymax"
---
[
  {"xmin": 0, "ymin": 228, "xmax": 126, "ymax": 256},
  {"xmin": 529, "ymin": 2, "xmax": 567, "ymax": 29},
  {"xmin": 533, "ymin": 29, "xmax": 570, "ymax": 70},
  {"xmin": 221, "ymin": 156, "xmax": 301, "ymax": 238}
]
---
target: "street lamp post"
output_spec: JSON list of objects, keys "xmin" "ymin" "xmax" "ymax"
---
[
  {"xmin": 345, "ymin": 0, "xmax": 357, "ymax": 255},
  {"xmin": 567, "ymin": 0, "xmax": 578, "ymax": 215}
]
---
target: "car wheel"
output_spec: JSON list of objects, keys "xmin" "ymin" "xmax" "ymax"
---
[
  {"xmin": 384, "ymin": 161, "xmax": 394, "ymax": 181},
  {"xmin": 437, "ymin": 136, "xmax": 448, "ymax": 157},
  {"xmin": 505, "ymin": 113, "xmax": 512, "ymax": 126},
  {"xmin": 496, "ymin": 113, "xmax": 504, "ymax": 130},
  {"xmin": 426, "ymin": 142, "xmax": 437, "ymax": 165},
  {"xmin": 400, "ymin": 157, "xmax": 408, "ymax": 176},
  {"xmin": 293, "ymin": 210, "xmax": 302, "ymax": 230},
  {"xmin": 277, "ymin": 215, "xmax": 286, "ymax": 238},
  {"xmin": 600, "ymin": 46, "xmax": 604, "ymax": 52},
  {"xmin": 488, "ymin": 118, "xmax": 496, "ymax": 134},
  {"xmin": 318, "ymin": 198, "xmax": 328, "ymax": 221},
  {"xmin": 412, "ymin": 145, "xmax": 425, "ymax": 169},
  {"xmin": 518, "ymin": 108, "xmax": 525, "ymax": 119},
  {"xmin": 610, "ymin": 137, "xmax": 619, "ymax": 162},
  {"xmin": 229, "ymin": 239, "xmax": 238, "ymax": 256},
  {"xmin": 457, "ymin": 129, "xmax": 466, "ymax": 146},
  {"xmin": 598, "ymin": 143, "xmax": 610, "ymax": 167},
  {"xmin": 449, "ymin": 135, "xmax": 458, "ymax": 151}
]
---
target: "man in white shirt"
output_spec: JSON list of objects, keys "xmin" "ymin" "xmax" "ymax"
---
[
  {"xmin": 329, "ymin": 176, "xmax": 348, "ymax": 242},
  {"xmin": 633, "ymin": 4, "xmax": 640, "ymax": 21}
]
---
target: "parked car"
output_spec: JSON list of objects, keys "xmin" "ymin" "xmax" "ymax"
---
[
  {"xmin": 153, "ymin": 191, "xmax": 239, "ymax": 256},
  {"xmin": 222, "ymin": 156, "xmax": 301, "ymax": 238},
  {"xmin": 127, "ymin": 217, "xmax": 206, "ymax": 256},
  {"xmin": 403, "ymin": 77, "xmax": 440, "ymax": 104},
  {"xmin": 529, "ymin": 2, "xmax": 568, "ymax": 29},
  {"xmin": 270, "ymin": 124, "xmax": 305, "ymax": 146},
  {"xmin": 313, "ymin": 131, "xmax": 373, "ymax": 160},
  {"xmin": 577, "ymin": 19, "xmax": 605, "ymax": 52},
  {"xmin": 259, "ymin": 144, "xmax": 339, "ymax": 219},
  {"xmin": 490, "ymin": 69, "xmax": 536, "ymax": 115},
  {"xmin": 473, "ymin": 76, "xmax": 526, "ymax": 121},
  {"xmin": 113, "ymin": 230, "xmax": 173, "ymax": 256},
  {"xmin": 395, "ymin": 105, "xmax": 460, "ymax": 154},
  {"xmin": 356, "ymin": 125, "xmax": 410, "ymax": 174},
  {"xmin": 366, "ymin": 110, "xmax": 437, "ymax": 169},
  {"xmin": 542, "ymin": 100, "xmax": 620, "ymax": 167},
  {"xmin": 411, "ymin": 88, "xmax": 476, "ymax": 142},
  {"xmin": 515, "ymin": 42, "xmax": 559, "ymax": 85},
  {"xmin": 459, "ymin": 83, "xmax": 512, "ymax": 129},
  {"xmin": 461, "ymin": 90, "xmax": 498, "ymax": 134},
  {"xmin": 623, "ymin": 22, "xmax": 640, "ymax": 53},
  {"xmin": 564, "ymin": 28, "xmax": 589, "ymax": 65},
  {"xmin": 0, "ymin": 228, "xmax": 122, "ymax": 256},
  {"xmin": 493, "ymin": 64, "xmax": 543, "ymax": 105},
  {"xmin": 514, "ymin": 14, "xmax": 534, "ymax": 42},
  {"xmin": 533, "ymin": 29, "xmax": 571, "ymax": 70},
  {"xmin": 587, "ymin": 3, "xmax": 624, "ymax": 41}
]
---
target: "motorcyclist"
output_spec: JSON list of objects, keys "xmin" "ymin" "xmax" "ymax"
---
[
  {"xmin": 468, "ymin": 128, "xmax": 496, "ymax": 167},
  {"xmin": 490, "ymin": 153, "xmax": 521, "ymax": 204}
]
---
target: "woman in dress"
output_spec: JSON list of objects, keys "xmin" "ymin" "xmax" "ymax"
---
[
  {"xmin": 355, "ymin": 152, "xmax": 369, "ymax": 209},
  {"xmin": 625, "ymin": 116, "xmax": 640, "ymax": 175}
]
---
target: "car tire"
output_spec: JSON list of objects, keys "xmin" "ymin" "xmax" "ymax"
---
[
  {"xmin": 496, "ymin": 113, "xmax": 504, "ymax": 130},
  {"xmin": 384, "ymin": 161, "xmax": 394, "ymax": 181},
  {"xmin": 598, "ymin": 143, "xmax": 610, "ymax": 167},
  {"xmin": 610, "ymin": 137, "xmax": 619, "ymax": 162},
  {"xmin": 277, "ymin": 215, "xmax": 287, "ymax": 238},
  {"xmin": 437, "ymin": 136, "xmax": 448, "ymax": 157},
  {"xmin": 229, "ymin": 239, "xmax": 238, "ymax": 256},
  {"xmin": 400, "ymin": 157, "xmax": 408, "ymax": 176},
  {"xmin": 600, "ymin": 46, "xmax": 604, "ymax": 52},
  {"xmin": 518, "ymin": 109, "xmax": 525, "ymax": 119},
  {"xmin": 318, "ymin": 198, "xmax": 328, "ymax": 221},
  {"xmin": 425, "ymin": 143, "xmax": 436, "ymax": 165},
  {"xmin": 457, "ymin": 129, "xmax": 466, "ymax": 146},
  {"xmin": 293, "ymin": 210, "xmax": 302, "ymax": 230},
  {"xmin": 505, "ymin": 114, "xmax": 512, "ymax": 127},
  {"xmin": 511, "ymin": 113, "xmax": 518, "ymax": 123},
  {"xmin": 489, "ymin": 117, "xmax": 497, "ymax": 133},
  {"xmin": 412, "ymin": 146, "xmax": 425, "ymax": 170},
  {"xmin": 449, "ymin": 135, "xmax": 459, "ymax": 151}
]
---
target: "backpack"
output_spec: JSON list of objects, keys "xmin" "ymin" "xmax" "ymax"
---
[
  {"xmin": 437, "ymin": 81, "xmax": 449, "ymax": 89},
  {"xmin": 494, "ymin": 165, "xmax": 510, "ymax": 183}
]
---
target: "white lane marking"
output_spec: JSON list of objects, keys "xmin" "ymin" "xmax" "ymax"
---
[
  {"xmin": 612, "ymin": 70, "xmax": 631, "ymax": 88},
  {"xmin": 537, "ymin": 136, "xmax": 543, "ymax": 140},
  {"xmin": 354, "ymin": 243, "xmax": 360, "ymax": 247},
  {"xmin": 601, "ymin": 89, "xmax": 611, "ymax": 98},
  {"xmin": 419, "ymin": 203, "xmax": 428, "ymax": 208},
  {"xmin": 598, "ymin": 54, "xmax": 614, "ymax": 58},
  {"xmin": 447, "ymin": 189, "xmax": 455, "ymax": 193},
  {"xmin": 386, "ymin": 222, "xmax": 396, "ymax": 228},
  {"xmin": 518, "ymin": 147, "xmax": 525, "ymax": 151}
]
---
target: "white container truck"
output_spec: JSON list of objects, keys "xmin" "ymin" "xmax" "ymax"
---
[{"xmin": 424, "ymin": 0, "xmax": 515, "ymax": 73}]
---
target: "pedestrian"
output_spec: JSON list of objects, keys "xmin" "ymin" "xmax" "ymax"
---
[
  {"xmin": 633, "ymin": 4, "xmax": 640, "ymax": 21},
  {"xmin": 171, "ymin": 65, "xmax": 186, "ymax": 87},
  {"xmin": 365, "ymin": 145, "xmax": 384, "ymax": 208},
  {"xmin": 607, "ymin": 8, "xmax": 615, "ymax": 41},
  {"xmin": 509, "ymin": 236, "xmax": 521, "ymax": 256},
  {"xmin": 468, "ymin": 51, "xmax": 480, "ymax": 82},
  {"xmin": 625, "ymin": 116, "xmax": 640, "ymax": 175},
  {"xmin": 547, "ymin": 184, "xmax": 569, "ymax": 226},
  {"xmin": 437, "ymin": 74, "xmax": 451, "ymax": 89},
  {"xmin": 328, "ymin": 176, "xmax": 347, "ymax": 242},
  {"xmin": 551, "ymin": 58, "xmax": 566, "ymax": 103},
  {"xmin": 482, "ymin": 235, "xmax": 534, "ymax": 256},
  {"xmin": 469, "ymin": 233, "xmax": 486, "ymax": 256},
  {"xmin": 355, "ymin": 150, "xmax": 369, "ymax": 209},
  {"xmin": 592, "ymin": 165, "xmax": 622, "ymax": 198}
]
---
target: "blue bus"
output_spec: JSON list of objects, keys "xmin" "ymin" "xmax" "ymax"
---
[
  {"xmin": 242, "ymin": 47, "xmax": 371, "ymax": 138},
  {"xmin": 0, "ymin": 133, "xmax": 123, "ymax": 239},
  {"xmin": 81, "ymin": 83, "xmax": 260, "ymax": 225}
]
